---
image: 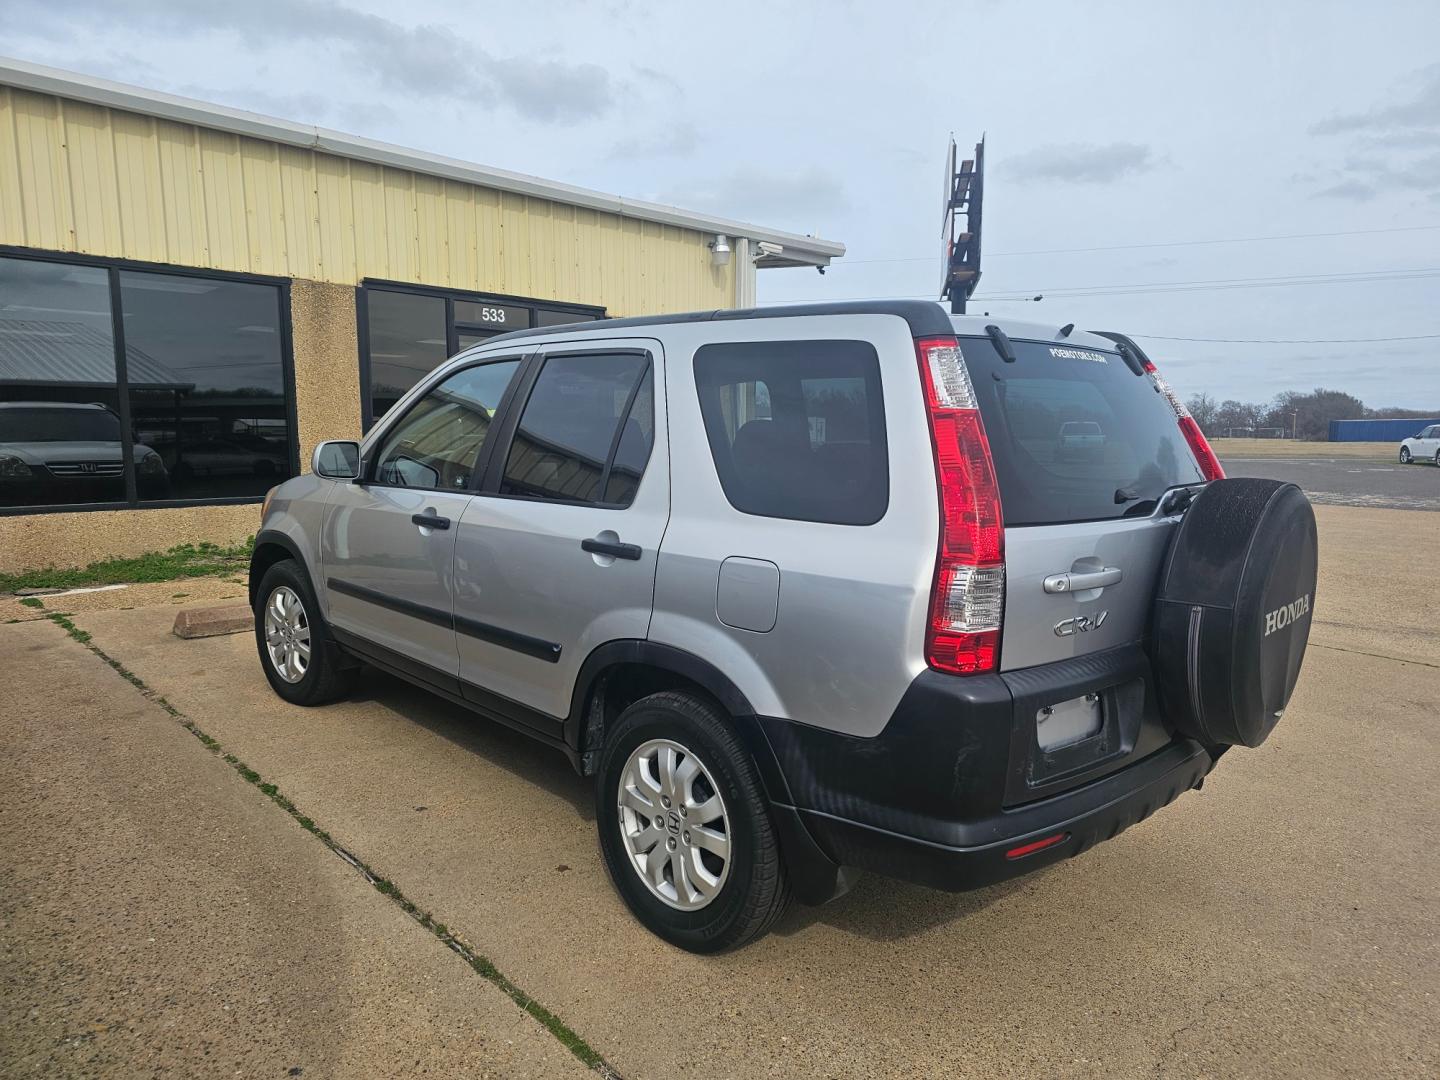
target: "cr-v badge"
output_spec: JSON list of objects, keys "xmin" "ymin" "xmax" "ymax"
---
[{"xmin": 1054, "ymin": 611, "xmax": 1109, "ymax": 636}]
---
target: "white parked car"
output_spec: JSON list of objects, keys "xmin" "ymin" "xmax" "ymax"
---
[{"xmin": 1398, "ymin": 425, "xmax": 1440, "ymax": 465}]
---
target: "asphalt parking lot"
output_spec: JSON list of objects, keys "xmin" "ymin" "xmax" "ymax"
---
[
  {"xmin": 3, "ymin": 504, "xmax": 1437, "ymax": 1079},
  {"xmin": 1220, "ymin": 453, "xmax": 1440, "ymax": 512}
]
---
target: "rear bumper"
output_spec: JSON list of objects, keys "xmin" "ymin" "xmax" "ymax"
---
[
  {"xmin": 787, "ymin": 738, "xmax": 1211, "ymax": 892},
  {"xmin": 756, "ymin": 646, "xmax": 1217, "ymax": 899}
]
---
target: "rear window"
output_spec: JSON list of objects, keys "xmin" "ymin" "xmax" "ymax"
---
[
  {"xmin": 958, "ymin": 336, "xmax": 1204, "ymax": 525},
  {"xmin": 694, "ymin": 340, "xmax": 888, "ymax": 525}
]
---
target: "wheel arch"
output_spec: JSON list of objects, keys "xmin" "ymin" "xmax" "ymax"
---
[
  {"xmin": 248, "ymin": 528, "xmax": 309, "ymax": 609},
  {"xmin": 566, "ymin": 640, "xmax": 791, "ymax": 803}
]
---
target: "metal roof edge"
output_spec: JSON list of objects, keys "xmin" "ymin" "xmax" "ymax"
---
[{"xmin": 0, "ymin": 56, "xmax": 846, "ymax": 267}]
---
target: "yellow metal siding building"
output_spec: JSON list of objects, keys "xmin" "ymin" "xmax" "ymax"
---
[{"xmin": 0, "ymin": 60, "xmax": 842, "ymax": 572}]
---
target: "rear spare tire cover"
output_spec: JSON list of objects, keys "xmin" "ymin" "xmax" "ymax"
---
[{"xmin": 1153, "ymin": 479, "xmax": 1317, "ymax": 748}]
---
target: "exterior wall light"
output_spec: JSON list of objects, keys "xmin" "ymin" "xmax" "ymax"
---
[{"xmin": 710, "ymin": 234, "xmax": 731, "ymax": 267}]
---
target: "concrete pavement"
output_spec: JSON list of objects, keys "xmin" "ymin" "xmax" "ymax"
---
[
  {"xmin": 4, "ymin": 503, "xmax": 1437, "ymax": 1078},
  {"xmin": 0, "ymin": 618, "xmax": 593, "ymax": 1080}
]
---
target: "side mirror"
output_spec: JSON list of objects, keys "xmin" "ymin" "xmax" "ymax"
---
[{"xmin": 312, "ymin": 440, "xmax": 361, "ymax": 480}]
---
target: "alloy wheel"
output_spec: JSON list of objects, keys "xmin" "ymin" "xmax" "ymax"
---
[
  {"xmin": 617, "ymin": 738, "xmax": 732, "ymax": 910},
  {"xmin": 263, "ymin": 585, "xmax": 311, "ymax": 684}
]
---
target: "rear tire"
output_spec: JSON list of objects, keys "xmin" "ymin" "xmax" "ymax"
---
[
  {"xmin": 254, "ymin": 559, "xmax": 355, "ymax": 706},
  {"xmin": 1434, "ymin": 450, "xmax": 1439, "ymax": 467},
  {"xmin": 595, "ymin": 691, "xmax": 790, "ymax": 952},
  {"xmin": 1399, "ymin": 447, "xmax": 1411, "ymax": 463}
]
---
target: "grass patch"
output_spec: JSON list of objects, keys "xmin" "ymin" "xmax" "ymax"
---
[
  {"xmin": 1, "ymin": 538, "xmax": 255, "ymax": 594},
  {"xmin": 46, "ymin": 610, "xmax": 620, "ymax": 1079},
  {"xmin": 18, "ymin": 597, "xmax": 44, "ymax": 609}
]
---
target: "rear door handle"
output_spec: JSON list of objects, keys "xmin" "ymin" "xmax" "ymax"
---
[
  {"xmin": 1044, "ymin": 566, "xmax": 1122, "ymax": 593},
  {"xmin": 412, "ymin": 512, "xmax": 451, "ymax": 531},
  {"xmin": 581, "ymin": 537, "xmax": 642, "ymax": 560}
]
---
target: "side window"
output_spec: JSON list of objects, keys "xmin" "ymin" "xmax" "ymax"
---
[
  {"xmin": 694, "ymin": 340, "xmax": 888, "ymax": 526},
  {"xmin": 373, "ymin": 360, "xmax": 520, "ymax": 490},
  {"xmin": 501, "ymin": 353, "xmax": 651, "ymax": 506},
  {"xmin": 603, "ymin": 368, "xmax": 654, "ymax": 505}
]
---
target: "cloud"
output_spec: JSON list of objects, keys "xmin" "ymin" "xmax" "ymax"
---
[
  {"xmin": 608, "ymin": 122, "xmax": 699, "ymax": 160},
  {"xmin": 1002, "ymin": 142, "xmax": 1157, "ymax": 184},
  {"xmin": 485, "ymin": 57, "xmax": 614, "ymax": 123},
  {"xmin": 663, "ymin": 167, "xmax": 847, "ymax": 225},
  {"xmin": 1308, "ymin": 65, "xmax": 1440, "ymax": 202},
  {"xmin": 1354, "ymin": 130, "xmax": 1440, "ymax": 150},
  {"xmin": 1309, "ymin": 64, "xmax": 1440, "ymax": 134},
  {"xmin": 7, "ymin": 0, "xmax": 614, "ymax": 123},
  {"xmin": 1313, "ymin": 180, "xmax": 1377, "ymax": 201}
]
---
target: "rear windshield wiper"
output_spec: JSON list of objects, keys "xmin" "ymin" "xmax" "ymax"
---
[
  {"xmin": 985, "ymin": 324, "xmax": 1017, "ymax": 363},
  {"xmin": 1116, "ymin": 486, "xmax": 1159, "ymax": 517},
  {"xmin": 1090, "ymin": 330, "xmax": 1149, "ymax": 376}
]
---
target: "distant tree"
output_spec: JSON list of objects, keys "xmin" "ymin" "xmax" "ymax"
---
[
  {"xmin": 1156, "ymin": 385, "xmax": 1435, "ymax": 440},
  {"xmin": 1368, "ymin": 405, "xmax": 1440, "ymax": 419},
  {"xmin": 1213, "ymin": 399, "xmax": 1265, "ymax": 436},
  {"xmin": 1185, "ymin": 392, "xmax": 1218, "ymax": 435},
  {"xmin": 1266, "ymin": 388, "xmax": 1366, "ymax": 440}
]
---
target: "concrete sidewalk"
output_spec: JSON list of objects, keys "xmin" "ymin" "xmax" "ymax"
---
[{"xmin": 0, "ymin": 618, "xmax": 591, "ymax": 1080}]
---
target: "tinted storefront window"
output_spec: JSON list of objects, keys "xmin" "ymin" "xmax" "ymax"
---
[
  {"xmin": 535, "ymin": 308, "xmax": 600, "ymax": 328},
  {"xmin": 0, "ymin": 257, "xmax": 129, "ymax": 508},
  {"xmin": 365, "ymin": 290, "xmax": 448, "ymax": 421},
  {"xmin": 120, "ymin": 271, "xmax": 292, "ymax": 502},
  {"xmin": 0, "ymin": 254, "xmax": 295, "ymax": 512},
  {"xmin": 361, "ymin": 285, "xmax": 603, "ymax": 428}
]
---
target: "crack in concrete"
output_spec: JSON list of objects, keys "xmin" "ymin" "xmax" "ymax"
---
[
  {"xmin": 1310, "ymin": 641, "xmax": 1439, "ymax": 670},
  {"xmin": 1151, "ymin": 980, "xmax": 1273, "ymax": 1079},
  {"xmin": 43, "ymin": 612, "xmax": 624, "ymax": 1080}
]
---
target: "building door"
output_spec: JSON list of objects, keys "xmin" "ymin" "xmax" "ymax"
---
[
  {"xmin": 322, "ymin": 357, "xmax": 524, "ymax": 675},
  {"xmin": 454, "ymin": 342, "xmax": 667, "ymax": 725}
]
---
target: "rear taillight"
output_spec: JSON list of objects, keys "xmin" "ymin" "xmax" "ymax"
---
[
  {"xmin": 915, "ymin": 337, "xmax": 1005, "ymax": 675},
  {"xmin": 1140, "ymin": 355, "xmax": 1226, "ymax": 482}
]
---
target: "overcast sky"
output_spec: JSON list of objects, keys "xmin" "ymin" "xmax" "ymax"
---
[{"xmin": 5, "ymin": 0, "xmax": 1438, "ymax": 407}]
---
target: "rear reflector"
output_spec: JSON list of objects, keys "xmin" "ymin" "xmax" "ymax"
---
[
  {"xmin": 1005, "ymin": 832, "xmax": 1070, "ymax": 860},
  {"xmin": 915, "ymin": 337, "xmax": 1005, "ymax": 675}
]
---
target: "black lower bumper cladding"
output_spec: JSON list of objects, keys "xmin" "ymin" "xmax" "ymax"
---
[
  {"xmin": 758, "ymin": 657, "xmax": 1214, "ymax": 899},
  {"xmin": 789, "ymin": 740, "xmax": 1211, "ymax": 893}
]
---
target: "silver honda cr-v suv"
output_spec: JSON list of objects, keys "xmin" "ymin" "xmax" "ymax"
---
[{"xmin": 250, "ymin": 300, "xmax": 1318, "ymax": 951}]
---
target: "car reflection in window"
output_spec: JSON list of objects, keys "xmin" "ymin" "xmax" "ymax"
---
[
  {"xmin": 0, "ymin": 401, "xmax": 170, "ymax": 507},
  {"xmin": 1057, "ymin": 420, "xmax": 1107, "ymax": 461}
]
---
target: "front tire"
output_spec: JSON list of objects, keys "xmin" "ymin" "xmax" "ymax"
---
[
  {"xmin": 596, "ymin": 691, "xmax": 790, "ymax": 952},
  {"xmin": 254, "ymin": 559, "xmax": 355, "ymax": 706},
  {"xmin": 1434, "ymin": 450, "xmax": 1439, "ymax": 467},
  {"xmin": 1400, "ymin": 447, "xmax": 1411, "ymax": 463}
]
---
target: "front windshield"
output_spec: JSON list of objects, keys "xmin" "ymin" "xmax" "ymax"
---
[{"xmin": 1, "ymin": 406, "xmax": 123, "ymax": 443}]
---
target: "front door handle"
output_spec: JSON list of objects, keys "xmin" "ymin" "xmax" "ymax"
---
[
  {"xmin": 1044, "ymin": 566, "xmax": 1122, "ymax": 593},
  {"xmin": 581, "ymin": 537, "xmax": 642, "ymax": 560},
  {"xmin": 412, "ymin": 511, "xmax": 451, "ymax": 531}
]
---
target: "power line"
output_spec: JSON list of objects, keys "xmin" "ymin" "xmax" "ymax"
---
[
  {"xmin": 832, "ymin": 223, "xmax": 1440, "ymax": 266},
  {"xmin": 1129, "ymin": 332, "xmax": 1440, "ymax": 344},
  {"xmin": 980, "ymin": 266, "xmax": 1440, "ymax": 300},
  {"xmin": 765, "ymin": 265, "xmax": 1440, "ymax": 305}
]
